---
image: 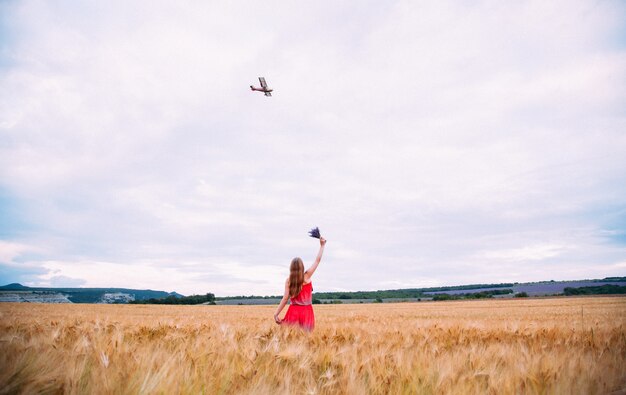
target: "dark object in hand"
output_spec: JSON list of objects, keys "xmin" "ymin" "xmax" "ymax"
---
[{"xmin": 308, "ymin": 227, "xmax": 321, "ymax": 239}]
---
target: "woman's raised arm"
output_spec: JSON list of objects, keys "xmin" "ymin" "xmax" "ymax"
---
[{"xmin": 305, "ymin": 237, "xmax": 326, "ymax": 280}]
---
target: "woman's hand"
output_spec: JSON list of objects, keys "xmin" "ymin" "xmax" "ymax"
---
[
  {"xmin": 274, "ymin": 314, "xmax": 282, "ymax": 324},
  {"xmin": 320, "ymin": 237, "xmax": 327, "ymax": 246}
]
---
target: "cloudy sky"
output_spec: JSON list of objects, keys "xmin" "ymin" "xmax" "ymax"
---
[{"xmin": 1, "ymin": 0, "xmax": 625, "ymax": 296}]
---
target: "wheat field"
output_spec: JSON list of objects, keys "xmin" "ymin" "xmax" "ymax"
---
[{"xmin": 0, "ymin": 297, "xmax": 624, "ymax": 394}]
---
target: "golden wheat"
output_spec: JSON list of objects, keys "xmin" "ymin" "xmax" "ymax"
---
[{"xmin": 0, "ymin": 297, "xmax": 624, "ymax": 394}]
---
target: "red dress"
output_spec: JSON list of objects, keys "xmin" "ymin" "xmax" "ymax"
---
[{"xmin": 282, "ymin": 282, "xmax": 315, "ymax": 331}]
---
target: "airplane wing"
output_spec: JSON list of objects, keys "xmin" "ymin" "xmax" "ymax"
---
[{"xmin": 259, "ymin": 77, "xmax": 268, "ymax": 89}]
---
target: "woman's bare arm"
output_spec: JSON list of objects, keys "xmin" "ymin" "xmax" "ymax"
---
[
  {"xmin": 274, "ymin": 279, "xmax": 290, "ymax": 324},
  {"xmin": 305, "ymin": 237, "xmax": 326, "ymax": 281}
]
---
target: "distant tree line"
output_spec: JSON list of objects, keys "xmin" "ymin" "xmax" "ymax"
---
[
  {"xmin": 598, "ymin": 276, "xmax": 626, "ymax": 282},
  {"xmin": 432, "ymin": 289, "xmax": 514, "ymax": 301},
  {"xmin": 130, "ymin": 293, "xmax": 216, "ymax": 305},
  {"xmin": 311, "ymin": 283, "xmax": 515, "ymax": 300},
  {"xmin": 563, "ymin": 285, "xmax": 626, "ymax": 296},
  {"xmin": 211, "ymin": 282, "xmax": 518, "ymax": 302},
  {"xmin": 215, "ymin": 295, "xmax": 280, "ymax": 300}
]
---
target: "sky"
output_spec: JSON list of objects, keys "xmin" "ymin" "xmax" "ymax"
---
[{"xmin": 1, "ymin": 0, "xmax": 625, "ymax": 296}]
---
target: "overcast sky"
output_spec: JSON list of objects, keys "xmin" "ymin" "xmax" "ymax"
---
[{"xmin": 1, "ymin": 0, "xmax": 625, "ymax": 296}]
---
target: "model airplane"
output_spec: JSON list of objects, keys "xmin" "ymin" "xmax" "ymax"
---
[{"xmin": 250, "ymin": 77, "xmax": 273, "ymax": 97}]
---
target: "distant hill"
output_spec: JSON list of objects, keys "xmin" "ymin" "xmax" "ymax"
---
[
  {"xmin": 0, "ymin": 283, "xmax": 29, "ymax": 290},
  {"xmin": 0, "ymin": 283, "xmax": 185, "ymax": 303}
]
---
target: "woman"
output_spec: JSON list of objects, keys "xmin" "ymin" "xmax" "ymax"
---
[{"xmin": 274, "ymin": 236, "xmax": 326, "ymax": 331}]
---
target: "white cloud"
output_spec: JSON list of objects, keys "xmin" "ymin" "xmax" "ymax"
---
[
  {"xmin": 478, "ymin": 244, "xmax": 572, "ymax": 262},
  {"xmin": 30, "ymin": 258, "xmax": 285, "ymax": 296},
  {"xmin": 0, "ymin": 241, "xmax": 33, "ymax": 264}
]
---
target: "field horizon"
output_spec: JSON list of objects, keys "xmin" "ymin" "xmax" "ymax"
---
[
  {"xmin": 1, "ymin": 297, "xmax": 625, "ymax": 394},
  {"xmin": 2, "ymin": 276, "xmax": 625, "ymax": 305}
]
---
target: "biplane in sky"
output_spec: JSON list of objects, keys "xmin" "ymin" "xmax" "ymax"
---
[{"xmin": 250, "ymin": 77, "xmax": 273, "ymax": 97}]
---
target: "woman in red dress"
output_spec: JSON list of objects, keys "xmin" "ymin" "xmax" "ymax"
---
[{"xmin": 274, "ymin": 236, "xmax": 326, "ymax": 331}]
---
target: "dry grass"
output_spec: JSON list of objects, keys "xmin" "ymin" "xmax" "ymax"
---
[{"xmin": 0, "ymin": 297, "xmax": 625, "ymax": 394}]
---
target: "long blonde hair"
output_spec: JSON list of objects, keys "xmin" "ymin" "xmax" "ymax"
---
[{"xmin": 288, "ymin": 257, "xmax": 305, "ymax": 298}]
